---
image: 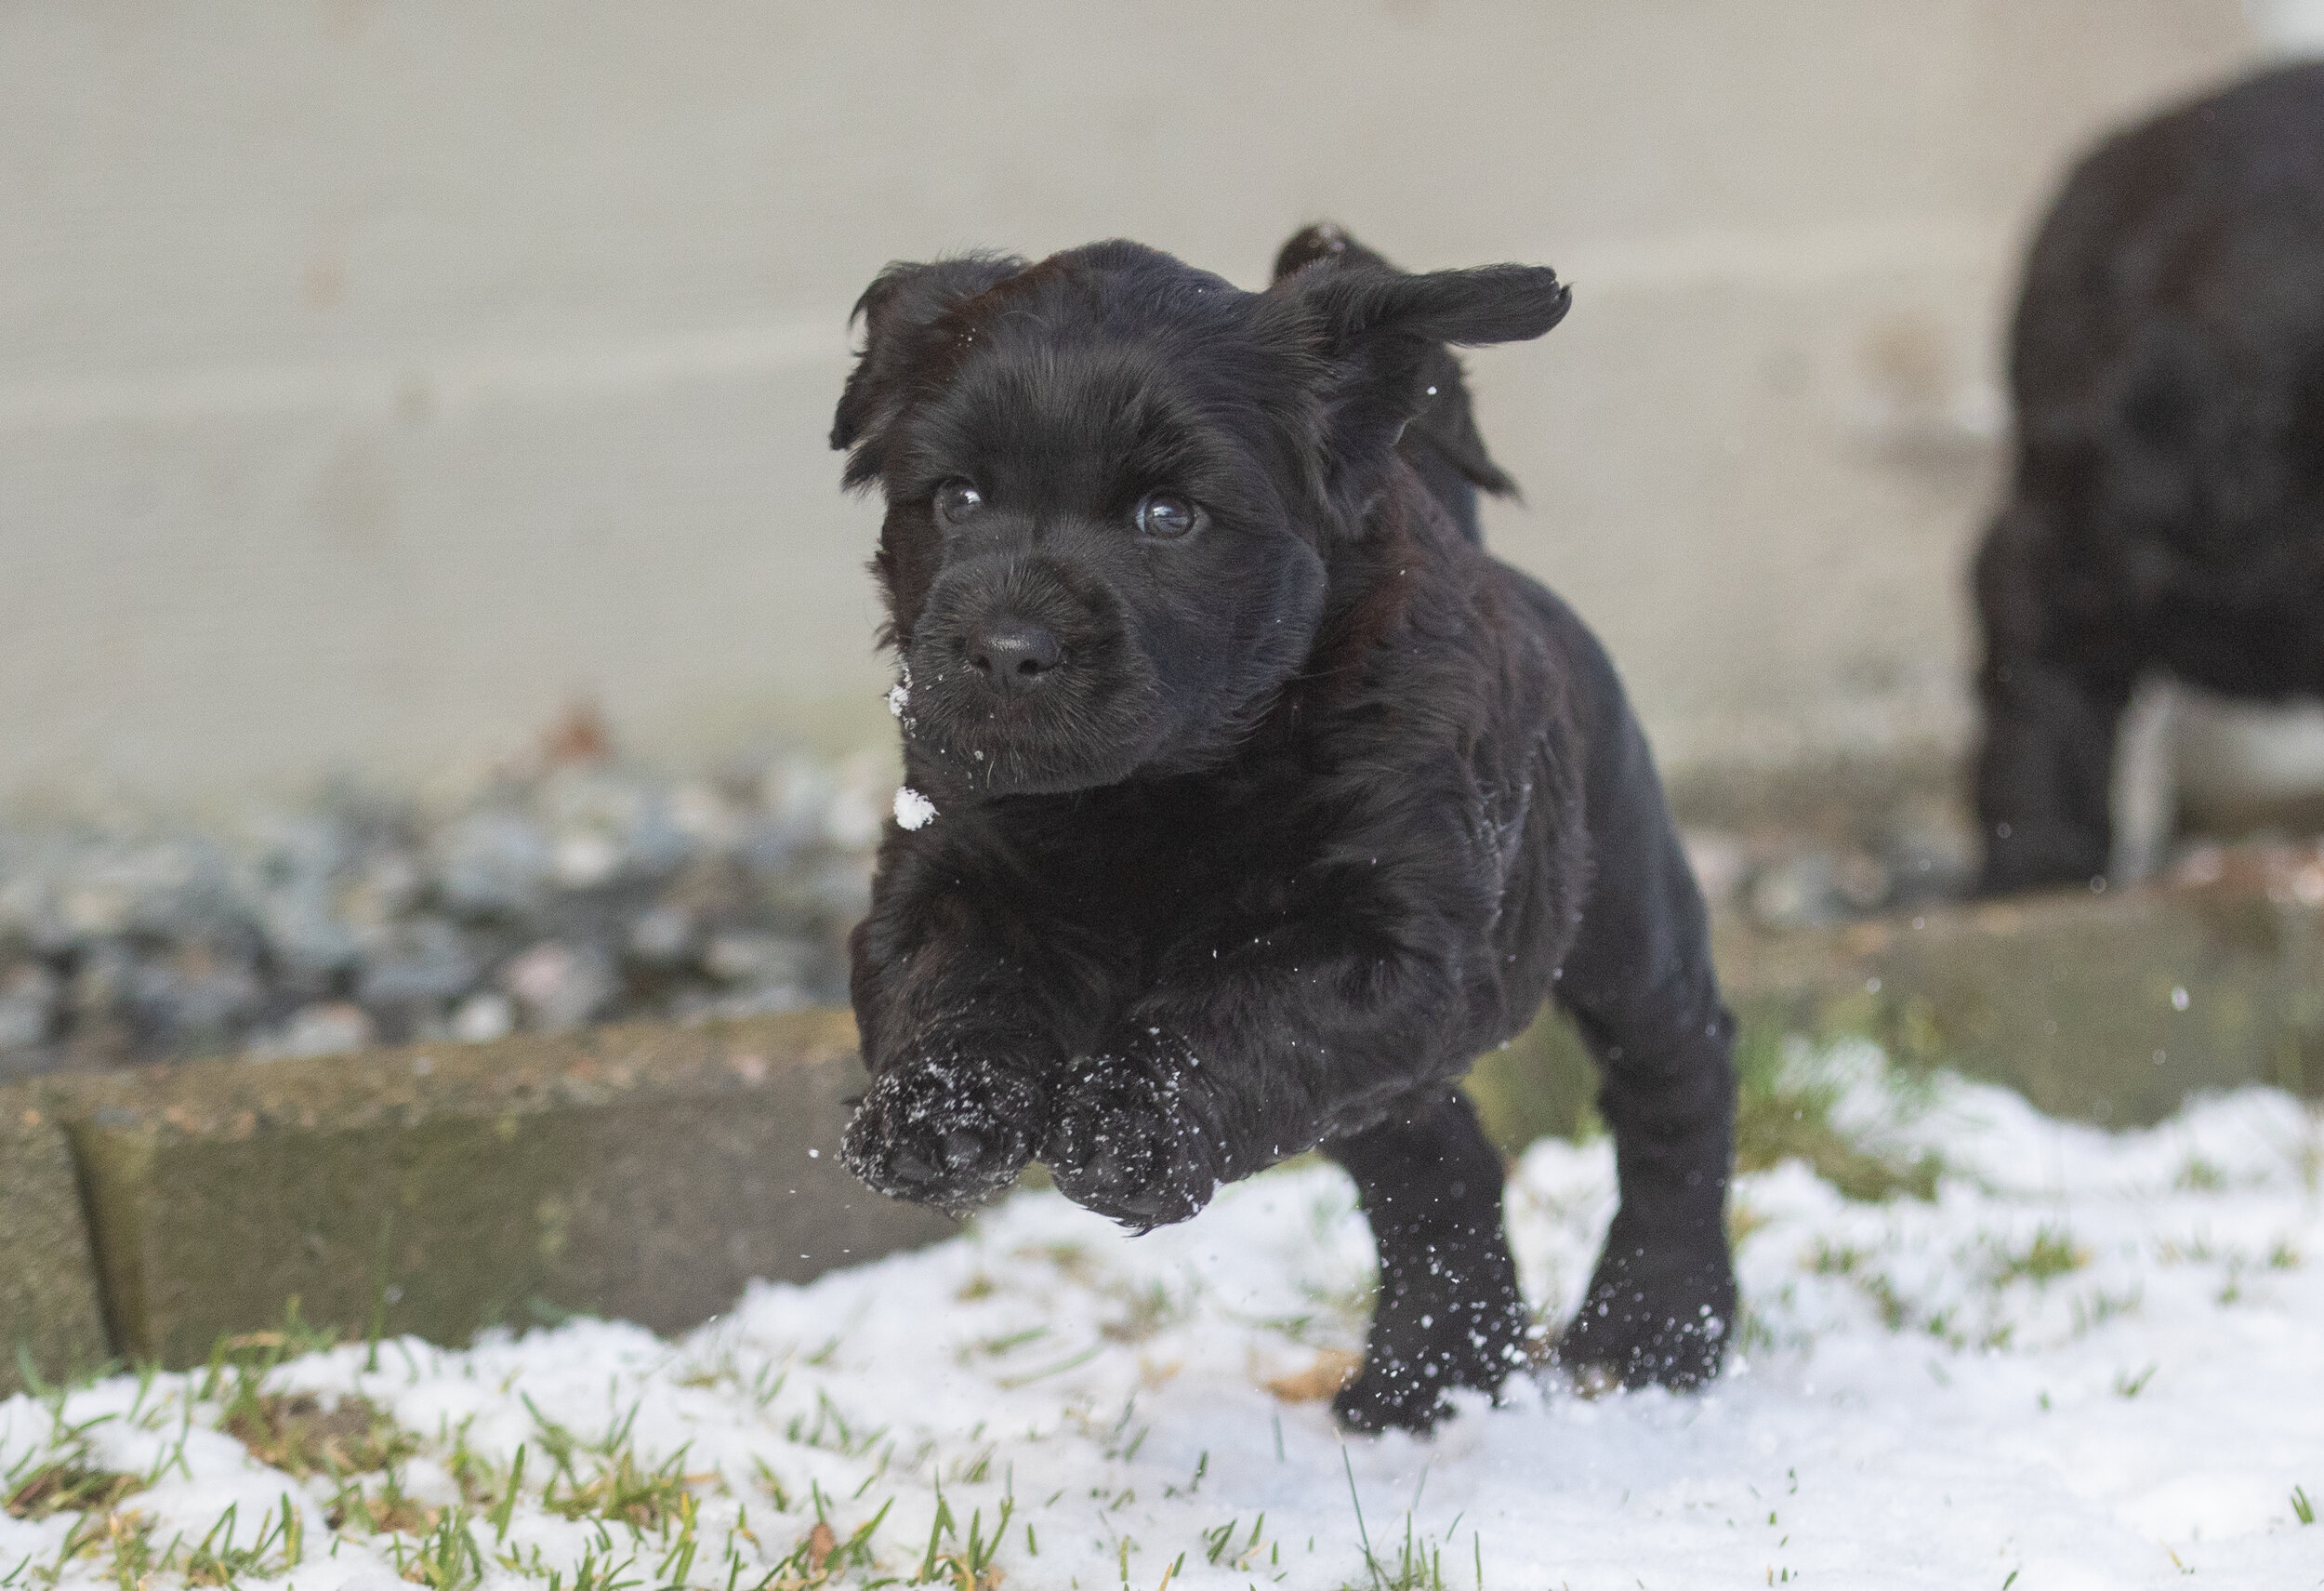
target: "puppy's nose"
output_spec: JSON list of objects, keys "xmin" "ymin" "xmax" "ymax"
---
[{"xmin": 968, "ymin": 622, "xmax": 1063, "ymax": 694}]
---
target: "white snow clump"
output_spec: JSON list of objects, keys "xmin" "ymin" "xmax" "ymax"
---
[{"xmin": 893, "ymin": 786, "xmax": 937, "ymax": 830}]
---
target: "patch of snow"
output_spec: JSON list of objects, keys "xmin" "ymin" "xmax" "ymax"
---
[
  {"xmin": 3, "ymin": 1079, "xmax": 2319, "ymax": 1589},
  {"xmin": 892, "ymin": 787, "xmax": 936, "ymax": 831}
]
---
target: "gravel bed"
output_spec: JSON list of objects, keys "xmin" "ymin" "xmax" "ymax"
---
[{"xmin": 0, "ymin": 747, "xmax": 893, "ymax": 1080}]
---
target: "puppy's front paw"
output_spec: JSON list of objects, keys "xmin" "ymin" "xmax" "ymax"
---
[
  {"xmin": 1042, "ymin": 1043, "xmax": 1223, "ymax": 1232},
  {"xmin": 841, "ymin": 1055, "xmax": 1044, "ymax": 1213}
]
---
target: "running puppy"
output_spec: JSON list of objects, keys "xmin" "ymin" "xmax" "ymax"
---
[{"xmin": 834, "ymin": 227, "xmax": 1736, "ymax": 1431}]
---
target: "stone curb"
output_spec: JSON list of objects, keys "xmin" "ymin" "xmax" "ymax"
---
[
  {"xmin": 1723, "ymin": 854, "xmax": 2324, "ymax": 1124},
  {"xmin": 4, "ymin": 1011, "xmax": 953, "ymax": 1379},
  {"xmin": 9, "ymin": 855, "xmax": 2323, "ymax": 1390},
  {"xmin": 0, "ymin": 1098, "xmax": 111, "ymax": 1396},
  {"xmin": 1465, "ymin": 851, "xmax": 2324, "ymax": 1150}
]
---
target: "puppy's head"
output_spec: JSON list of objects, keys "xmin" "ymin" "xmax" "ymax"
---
[{"xmin": 832, "ymin": 239, "xmax": 1568, "ymax": 799}]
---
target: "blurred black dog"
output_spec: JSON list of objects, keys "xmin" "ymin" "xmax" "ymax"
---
[
  {"xmin": 833, "ymin": 224, "xmax": 1736, "ymax": 1431},
  {"xmin": 1977, "ymin": 62, "xmax": 2324, "ymax": 892}
]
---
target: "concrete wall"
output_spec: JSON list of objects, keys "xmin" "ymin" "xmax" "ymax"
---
[{"xmin": 0, "ymin": 2, "xmax": 2270, "ymax": 805}]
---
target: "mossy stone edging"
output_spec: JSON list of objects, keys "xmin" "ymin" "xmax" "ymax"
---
[
  {"xmin": 14, "ymin": 1011, "xmax": 954, "ymax": 1373},
  {"xmin": 1465, "ymin": 853, "xmax": 2324, "ymax": 1152},
  {"xmin": 0, "ymin": 1095, "xmax": 112, "ymax": 1396},
  {"xmin": 9, "ymin": 853, "xmax": 2322, "ymax": 1389},
  {"xmin": 1724, "ymin": 858, "xmax": 2324, "ymax": 1125}
]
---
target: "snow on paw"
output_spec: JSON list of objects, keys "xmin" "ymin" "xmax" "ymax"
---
[
  {"xmin": 1042, "ymin": 1046, "xmax": 1221, "ymax": 1231},
  {"xmin": 1554, "ymin": 1236, "xmax": 1736, "ymax": 1392},
  {"xmin": 1335, "ymin": 1246, "xmax": 1528, "ymax": 1436},
  {"xmin": 839, "ymin": 1054, "xmax": 1042, "ymax": 1213},
  {"xmin": 1332, "ymin": 1356, "xmax": 1457, "ymax": 1434}
]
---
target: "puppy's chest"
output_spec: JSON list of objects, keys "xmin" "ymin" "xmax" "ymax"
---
[
  {"xmin": 1015, "ymin": 744, "xmax": 1531, "ymax": 946},
  {"xmin": 1008, "ymin": 781, "xmax": 1321, "ymax": 938}
]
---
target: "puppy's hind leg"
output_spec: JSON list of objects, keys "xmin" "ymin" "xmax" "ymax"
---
[
  {"xmin": 1325, "ymin": 1091, "xmax": 1530, "ymax": 1434},
  {"xmin": 1553, "ymin": 685, "xmax": 1737, "ymax": 1391}
]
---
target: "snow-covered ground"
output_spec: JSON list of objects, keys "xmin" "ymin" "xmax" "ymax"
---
[{"xmin": 5, "ymin": 1055, "xmax": 2321, "ymax": 1590}]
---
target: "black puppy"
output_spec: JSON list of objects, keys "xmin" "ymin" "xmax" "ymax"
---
[
  {"xmin": 833, "ymin": 228, "xmax": 1736, "ymax": 1432},
  {"xmin": 1977, "ymin": 62, "xmax": 2324, "ymax": 893}
]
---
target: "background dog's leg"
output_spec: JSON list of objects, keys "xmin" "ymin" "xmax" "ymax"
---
[
  {"xmin": 1974, "ymin": 655, "xmax": 2133, "ymax": 892},
  {"xmin": 1973, "ymin": 506, "xmax": 2134, "ymax": 892},
  {"xmin": 1552, "ymin": 667, "xmax": 1738, "ymax": 1392},
  {"xmin": 1324, "ymin": 1091, "xmax": 1527, "ymax": 1434}
]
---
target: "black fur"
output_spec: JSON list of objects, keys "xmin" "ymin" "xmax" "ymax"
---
[
  {"xmin": 832, "ymin": 228, "xmax": 1736, "ymax": 1432},
  {"xmin": 1976, "ymin": 63, "xmax": 2324, "ymax": 892}
]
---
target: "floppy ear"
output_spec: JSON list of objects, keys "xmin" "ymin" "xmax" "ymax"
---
[
  {"xmin": 1284, "ymin": 261, "xmax": 1569, "ymax": 527},
  {"xmin": 831, "ymin": 253, "xmax": 1024, "ymax": 488},
  {"xmin": 1272, "ymin": 224, "xmax": 1525, "ymax": 505}
]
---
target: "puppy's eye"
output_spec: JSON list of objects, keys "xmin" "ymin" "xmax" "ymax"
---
[
  {"xmin": 933, "ymin": 480, "xmax": 984, "ymax": 526},
  {"xmin": 1134, "ymin": 492, "xmax": 1201, "ymax": 540}
]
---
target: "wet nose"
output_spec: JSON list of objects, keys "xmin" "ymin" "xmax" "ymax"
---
[{"xmin": 968, "ymin": 622, "xmax": 1063, "ymax": 694}]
